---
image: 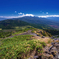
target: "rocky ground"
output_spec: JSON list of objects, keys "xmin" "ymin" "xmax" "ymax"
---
[
  {"xmin": 1, "ymin": 30, "xmax": 37, "ymax": 39},
  {"xmin": 28, "ymin": 38, "xmax": 59, "ymax": 59},
  {"xmin": 1, "ymin": 30, "xmax": 59, "ymax": 59}
]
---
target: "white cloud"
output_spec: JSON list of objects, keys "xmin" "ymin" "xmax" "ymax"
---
[
  {"xmin": 40, "ymin": 11, "xmax": 44, "ymax": 14},
  {"xmin": 23, "ymin": 13, "xmax": 24, "ymax": 15},
  {"xmin": 46, "ymin": 12, "xmax": 48, "ymax": 14},
  {"xmin": 25, "ymin": 14, "xmax": 34, "ymax": 17},
  {"xmin": 0, "ymin": 16, "xmax": 4, "ymax": 18},
  {"xmin": 0, "ymin": 16, "xmax": 18, "ymax": 18},
  {"xmin": 18, "ymin": 12, "xmax": 23, "ymax": 14},
  {"xmin": 38, "ymin": 15, "xmax": 59, "ymax": 18},
  {"xmin": 15, "ymin": 11, "xmax": 17, "ymax": 13},
  {"xmin": 1, "ymin": 14, "xmax": 59, "ymax": 19},
  {"xmin": 0, "ymin": 14, "xmax": 34, "ymax": 19},
  {"xmin": 18, "ymin": 13, "xmax": 34, "ymax": 17}
]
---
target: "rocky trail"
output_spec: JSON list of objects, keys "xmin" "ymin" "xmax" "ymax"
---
[{"xmin": 1, "ymin": 30, "xmax": 37, "ymax": 40}]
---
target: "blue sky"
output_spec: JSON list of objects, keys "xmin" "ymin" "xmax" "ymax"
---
[{"xmin": 0, "ymin": 0, "xmax": 59, "ymax": 18}]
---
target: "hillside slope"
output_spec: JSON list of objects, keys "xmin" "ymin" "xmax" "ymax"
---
[
  {"xmin": 0, "ymin": 19, "xmax": 53, "ymax": 30},
  {"xmin": 0, "ymin": 19, "xmax": 30, "ymax": 29},
  {"xmin": 17, "ymin": 16, "xmax": 59, "ymax": 29}
]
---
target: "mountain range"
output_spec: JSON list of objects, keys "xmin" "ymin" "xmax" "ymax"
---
[
  {"xmin": 17, "ymin": 16, "xmax": 59, "ymax": 29},
  {"xmin": 0, "ymin": 16, "xmax": 59, "ymax": 29}
]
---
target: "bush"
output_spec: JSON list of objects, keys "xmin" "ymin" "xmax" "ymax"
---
[{"xmin": 0, "ymin": 35, "xmax": 46, "ymax": 59}]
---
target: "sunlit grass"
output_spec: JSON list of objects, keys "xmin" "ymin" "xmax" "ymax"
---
[{"xmin": 0, "ymin": 35, "xmax": 46, "ymax": 59}]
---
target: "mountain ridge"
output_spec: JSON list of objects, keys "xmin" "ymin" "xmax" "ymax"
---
[
  {"xmin": 0, "ymin": 16, "xmax": 59, "ymax": 29},
  {"xmin": 17, "ymin": 16, "xmax": 59, "ymax": 29}
]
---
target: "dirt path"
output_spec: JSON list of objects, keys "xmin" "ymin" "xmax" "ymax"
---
[{"xmin": 2, "ymin": 30, "xmax": 37, "ymax": 39}]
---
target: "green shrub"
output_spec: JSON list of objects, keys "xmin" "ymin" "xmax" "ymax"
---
[
  {"xmin": 0, "ymin": 35, "xmax": 46, "ymax": 59},
  {"xmin": 40, "ymin": 42, "xmax": 46, "ymax": 47}
]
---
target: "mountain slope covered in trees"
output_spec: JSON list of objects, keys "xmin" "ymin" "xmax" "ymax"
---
[
  {"xmin": 17, "ymin": 16, "xmax": 59, "ymax": 29},
  {"xmin": 0, "ymin": 19, "xmax": 53, "ymax": 29}
]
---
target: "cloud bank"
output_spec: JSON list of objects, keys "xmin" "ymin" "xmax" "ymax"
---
[
  {"xmin": 0, "ymin": 14, "xmax": 59, "ymax": 19},
  {"xmin": 38, "ymin": 15, "xmax": 59, "ymax": 18},
  {"xmin": 0, "ymin": 14, "xmax": 34, "ymax": 19},
  {"xmin": 18, "ymin": 12, "xmax": 23, "ymax": 14}
]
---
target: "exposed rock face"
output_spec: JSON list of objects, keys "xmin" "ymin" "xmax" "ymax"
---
[
  {"xmin": 42, "ymin": 39, "xmax": 59, "ymax": 59},
  {"xmin": 41, "ymin": 36, "xmax": 45, "ymax": 38},
  {"xmin": 28, "ymin": 38, "xmax": 59, "ymax": 59}
]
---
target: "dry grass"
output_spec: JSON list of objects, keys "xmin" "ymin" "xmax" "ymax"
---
[{"xmin": 37, "ymin": 37, "xmax": 52, "ymax": 47}]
